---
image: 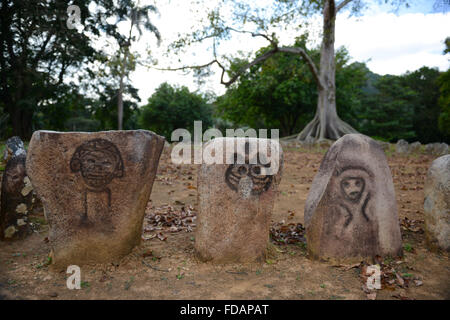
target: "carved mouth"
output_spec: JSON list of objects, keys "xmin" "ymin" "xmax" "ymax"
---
[
  {"xmin": 349, "ymin": 191, "xmax": 361, "ymax": 198},
  {"xmin": 86, "ymin": 173, "xmax": 109, "ymax": 179}
]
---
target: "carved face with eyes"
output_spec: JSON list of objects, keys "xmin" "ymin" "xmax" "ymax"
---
[
  {"xmin": 70, "ymin": 139, "xmax": 124, "ymax": 190},
  {"xmin": 79, "ymin": 150, "xmax": 117, "ymax": 188},
  {"xmin": 340, "ymin": 177, "xmax": 365, "ymax": 202},
  {"xmin": 225, "ymin": 161, "xmax": 273, "ymax": 197}
]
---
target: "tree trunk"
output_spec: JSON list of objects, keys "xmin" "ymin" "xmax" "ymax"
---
[
  {"xmin": 9, "ymin": 104, "xmax": 33, "ymax": 139},
  {"xmin": 118, "ymin": 73, "xmax": 124, "ymax": 130},
  {"xmin": 297, "ymin": 0, "xmax": 356, "ymax": 141}
]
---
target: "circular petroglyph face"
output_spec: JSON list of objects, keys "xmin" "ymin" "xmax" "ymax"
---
[
  {"xmin": 225, "ymin": 161, "xmax": 273, "ymax": 196},
  {"xmin": 80, "ymin": 150, "xmax": 117, "ymax": 188},
  {"xmin": 340, "ymin": 177, "xmax": 365, "ymax": 202},
  {"xmin": 70, "ymin": 139, "xmax": 124, "ymax": 190}
]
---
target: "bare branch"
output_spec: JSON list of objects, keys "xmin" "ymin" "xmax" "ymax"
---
[
  {"xmin": 152, "ymin": 60, "xmax": 219, "ymax": 72},
  {"xmin": 336, "ymin": 0, "xmax": 354, "ymax": 13},
  {"xmin": 152, "ymin": 44, "xmax": 323, "ymax": 89},
  {"xmin": 225, "ymin": 27, "xmax": 278, "ymax": 47},
  {"xmin": 220, "ymin": 48, "xmax": 278, "ymax": 86}
]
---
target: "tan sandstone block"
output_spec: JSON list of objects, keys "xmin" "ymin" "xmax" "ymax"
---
[
  {"xmin": 26, "ymin": 130, "xmax": 164, "ymax": 267},
  {"xmin": 305, "ymin": 134, "xmax": 403, "ymax": 263},
  {"xmin": 195, "ymin": 137, "xmax": 283, "ymax": 263}
]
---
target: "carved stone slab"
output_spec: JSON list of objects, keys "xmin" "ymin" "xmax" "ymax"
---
[
  {"xmin": 26, "ymin": 130, "xmax": 164, "ymax": 267},
  {"xmin": 305, "ymin": 134, "xmax": 403, "ymax": 262},
  {"xmin": 195, "ymin": 137, "xmax": 283, "ymax": 263},
  {"xmin": 424, "ymin": 155, "xmax": 450, "ymax": 252},
  {"xmin": 0, "ymin": 154, "xmax": 33, "ymax": 240}
]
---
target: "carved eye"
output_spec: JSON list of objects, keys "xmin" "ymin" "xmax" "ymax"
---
[
  {"xmin": 355, "ymin": 180, "xmax": 360, "ymax": 187},
  {"xmin": 343, "ymin": 181, "xmax": 349, "ymax": 187},
  {"xmin": 238, "ymin": 166, "xmax": 247, "ymax": 175},
  {"xmin": 102, "ymin": 160, "xmax": 112, "ymax": 166},
  {"xmin": 252, "ymin": 166, "xmax": 261, "ymax": 175}
]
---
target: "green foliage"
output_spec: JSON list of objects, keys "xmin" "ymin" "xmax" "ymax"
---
[
  {"xmin": 0, "ymin": 0, "xmax": 154, "ymax": 138},
  {"xmin": 92, "ymin": 84, "xmax": 141, "ymax": 130},
  {"xmin": 335, "ymin": 52, "xmax": 370, "ymax": 129},
  {"xmin": 216, "ymin": 43, "xmax": 318, "ymax": 136},
  {"xmin": 216, "ymin": 44, "xmax": 368, "ymax": 137},
  {"xmin": 356, "ymin": 66, "xmax": 447, "ymax": 143},
  {"xmin": 139, "ymin": 83, "xmax": 213, "ymax": 139},
  {"xmin": 0, "ymin": 104, "xmax": 11, "ymax": 139},
  {"xmin": 358, "ymin": 75, "xmax": 416, "ymax": 142},
  {"xmin": 437, "ymin": 69, "xmax": 450, "ymax": 140},
  {"xmin": 403, "ymin": 67, "xmax": 443, "ymax": 143}
]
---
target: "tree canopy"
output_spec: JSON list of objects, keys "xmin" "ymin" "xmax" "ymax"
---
[{"xmin": 139, "ymin": 83, "xmax": 214, "ymax": 139}]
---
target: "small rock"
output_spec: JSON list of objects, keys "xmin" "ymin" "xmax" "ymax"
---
[
  {"xmin": 15, "ymin": 203, "xmax": 27, "ymax": 214},
  {"xmin": 4, "ymin": 226, "xmax": 17, "ymax": 238},
  {"xmin": 21, "ymin": 177, "xmax": 33, "ymax": 196},
  {"xmin": 425, "ymin": 143, "xmax": 449, "ymax": 156},
  {"xmin": 395, "ymin": 139, "xmax": 409, "ymax": 154},
  {"xmin": 408, "ymin": 141, "xmax": 422, "ymax": 154},
  {"xmin": 2, "ymin": 136, "xmax": 26, "ymax": 162}
]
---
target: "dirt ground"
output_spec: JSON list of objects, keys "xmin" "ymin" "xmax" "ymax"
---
[{"xmin": 0, "ymin": 145, "xmax": 449, "ymax": 300}]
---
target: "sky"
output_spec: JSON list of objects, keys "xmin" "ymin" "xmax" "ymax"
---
[{"xmin": 111, "ymin": 0, "xmax": 450, "ymax": 103}]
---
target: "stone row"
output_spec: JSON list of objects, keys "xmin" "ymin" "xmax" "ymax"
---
[{"xmin": 1, "ymin": 132, "xmax": 448, "ymax": 268}]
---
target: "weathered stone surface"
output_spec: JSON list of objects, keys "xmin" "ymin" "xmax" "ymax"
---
[
  {"xmin": 2, "ymin": 136, "xmax": 26, "ymax": 162},
  {"xmin": 26, "ymin": 130, "xmax": 164, "ymax": 267},
  {"xmin": 423, "ymin": 155, "xmax": 450, "ymax": 252},
  {"xmin": 408, "ymin": 141, "xmax": 422, "ymax": 154},
  {"xmin": 305, "ymin": 134, "xmax": 403, "ymax": 263},
  {"xmin": 425, "ymin": 143, "xmax": 449, "ymax": 156},
  {"xmin": 195, "ymin": 137, "xmax": 283, "ymax": 263},
  {"xmin": 0, "ymin": 154, "xmax": 33, "ymax": 240},
  {"xmin": 395, "ymin": 139, "xmax": 409, "ymax": 154}
]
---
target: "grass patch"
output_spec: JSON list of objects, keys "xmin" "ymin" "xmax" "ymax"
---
[
  {"xmin": 30, "ymin": 217, "xmax": 48, "ymax": 225},
  {"xmin": 404, "ymin": 243, "xmax": 414, "ymax": 253}
]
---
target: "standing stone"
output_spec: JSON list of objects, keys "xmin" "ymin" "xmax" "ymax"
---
[
  {"xmin": 408, "ymin": 141, "xmax": 422, "ymax": 154},
  {"xmin": 0, "ymin": 154, "xmax": 33, "ymax": 240},
  {"xmin": 26, "ymin": 130, "xmax": 164, "ymax": 267},
  {"xmin": 305, "ymin": 134, "xmax": 403, "ymax": 263},
  {"xmin": 2, "ymin": 136, "xmax": 26, "ymax": 162},
  {"xmin": 195, "ymin": 137, "xmax": 283, "ymax": 263},
  {"xmin": 425, "ymin": 143, "xmax": 449, "ymax": 156},
  {"xmin": 395, "ymin": 139, "xmax": 409, "ymax": 154},
  {"xmin": 423, "ymin": 155, "xmax": 450, "ymax": 252}
]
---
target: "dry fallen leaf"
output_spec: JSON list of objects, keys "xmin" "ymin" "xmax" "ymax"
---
[
  {"xmin": 414, "ymin": 280, "xmax": 423, "ymax": 287},
  {"xmin": 395, "ymin": 273, "xmax": 405, "ymax": 287}
]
